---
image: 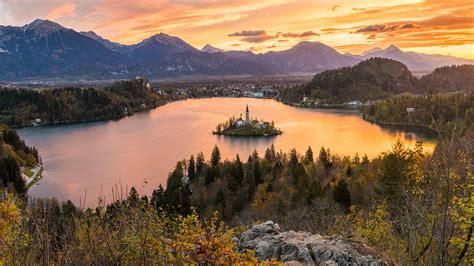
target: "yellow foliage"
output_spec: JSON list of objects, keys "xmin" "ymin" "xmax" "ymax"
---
[
  {"xmin": 0, "ymin": 195, "xmax": 30, "ymax": 265},
  {"xmin": 353, "ymin": 202, "xmax": 405, "ymax": 261},
  {"xmin": 172, "ymin": 211, "xmax": 257, "ymax": 264}
]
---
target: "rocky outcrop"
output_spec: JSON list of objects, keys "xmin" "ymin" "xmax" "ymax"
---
[{"xmin": 237, "ymin": 221, "xmax": 387, "ymax": 265}]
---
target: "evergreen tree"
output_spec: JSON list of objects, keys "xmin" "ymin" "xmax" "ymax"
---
[
  {"xmin": 228, "ymin": 154, "xmax": 244, "ymax": 191},
  {"xmin": 333, "ymin": 179, "xmax": 351, "ymax": 210},
  {"xmin": 165, "ymin": 162, "xmax": 191, "ymax": 214},
  {"xmin": 264, "ymin": 144, "xmax": 276, "ymax": 162},
  {"xmin": 253, "ymin": 159, "xmax": 262, "ymax": 185},
  {"xmin": 196, "ymin": 152, "xmax": 205, "ymax": 176},
  {"xmin": 289, "ymin": 149, "xmax": 299, "ymax": 167},
  {"xmin": 378, "ymin": 141, "xmax": 416, "ymax": 214},
  {"xmin": 188, "ymin": 155, "xmax": 196, "ymax": 181},
  {"xmin": 214, "ymin": 189, "xmax": 226, "ymax": 214},
  {"xmin": 151, "ymin": 185, "xmax": 166, "ymax": 210},
  {"xmin": 345, "ymin": 164, "xmax": 353, "ymax": 177},
  {"xmin": 211, "ymin": 145, "xmax": 221, "ymax": 166},
  {"xmin": 319, "ymin": 147, "xmax": 332, "ymax": 170},
  {"xmin": 128, "ymin": 187, "xmax": 139, "ymax": 207},
  {"xmin": 305, "ymin": 146, "xmax": 314, "ymax": 162}
]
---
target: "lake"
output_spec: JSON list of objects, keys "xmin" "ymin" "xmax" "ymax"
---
[{"xmin": 18, "ymin": 98, "xmax": 435, "ymax": 205}]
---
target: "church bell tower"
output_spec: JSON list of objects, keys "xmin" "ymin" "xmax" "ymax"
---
[{"xmin": 245, "ymin": 104, "xmax": 250, "ymax": 125}]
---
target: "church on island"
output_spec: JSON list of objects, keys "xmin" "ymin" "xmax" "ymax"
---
[
  {"xmin": 213, "ymin": 104, "xmax": 282, "ymax": 136},
  {"xmin": 235, "ymin": 105, "xmax": 270, "ymax": 129}
]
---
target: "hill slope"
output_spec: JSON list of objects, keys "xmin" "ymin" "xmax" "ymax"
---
[
  {"xmin": 419, "ymin": 65, "xmax": 474, "ymax": 93},
  {"xmin": 281, "ymin": 58, "xmax": 418, "ymax": 103}
]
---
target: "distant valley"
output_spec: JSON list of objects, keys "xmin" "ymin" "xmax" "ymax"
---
[{"xmin": 0, "ymin": 19, "xmax": 473, "ymax": 81}]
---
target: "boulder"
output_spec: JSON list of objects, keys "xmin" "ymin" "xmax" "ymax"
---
[{"xmin": 238, "ymin": 221, "xmax": 387, "ymax": 265}]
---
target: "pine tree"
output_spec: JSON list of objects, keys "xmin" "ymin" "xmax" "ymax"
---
[
  {"xmin": 188, "ymin": 155, "xmax": 196, "ymax": 181},
  {"xmin": 151, "ymin": 185, "xmax": 166, "ymax": 210},
  {"xmin": 128, "ymin": 187, "xmax": 139, "ymax": 207},
  {"xmin": 196, "ymin": 152, "xmax": 205, "ymax": 176},
  {"xmin": 211, "ymin": 145, "xmax": 221, "ymax": 166},
  {"xmin": 346, "ymin": 164, "xmax": 353, "ymax": 177},
  {"xmin": 305, "ymin": 146, "xmax": 314, "ymax": 162},
  {"xmin": 319, "ymin": 147, "xmax": 332, "ymax": 170},
  {"xmin": 214, "ymin": 189, "xmax": 226, "ymax": 215},
  {"xmin": 333, "ymin": 179, "xmax": 351, "ymax": 210},
  {"xmin": 229, "ymin": 154, "xmax": 244, "ymax": 191}
]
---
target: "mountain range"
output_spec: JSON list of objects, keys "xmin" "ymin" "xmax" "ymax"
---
[{"xmin": 0, "ymin": 19, "xmax": 472, "ymax": 81}]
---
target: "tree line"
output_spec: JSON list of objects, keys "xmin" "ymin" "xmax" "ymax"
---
[
  {"xmin": 0, "ymin": 79, "xmax": 179, "ymax": 127},
  {"xmin": 364, "ymin": 92, "xmax": 474, "ymax": 134}
]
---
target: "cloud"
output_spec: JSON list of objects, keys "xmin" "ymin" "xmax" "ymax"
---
[
  {"xmin": 367, "ymin": 34, "xmax": 376, "ymax": 40},
  {"xmin": 279, "ymin": 31, "xmax": 319, "ymax": 38},
  {"xmin": 46, "ymin": 4, "xmax": 76, "ymax": 20},
  {"xmin": 229, "ymin": 29, "xmax": 276, "ymax": 43},
  {"xmin": 356, "ymin": 24, "xmax": 392, "ymax": 33},
  {"xmin": 230, "ymin": 43, "xmax": 241, "ymax": 47},
  {"xmin": 267, "ymin": 45, "xmax": 276, "ymax": 48},
  {"xmin": 229, "ymin": 30, "xmax": 266, "ymax": 37},
  {"xmin": 401, "ymin": 23, "xmax": 416, "ymax": 29},
  {"xmin": 240, "ymin": 35, "xmax": 275, "ymax": 43},
  {"xmin": 330, "ymin": 5, "xmax": 340, "ymax": 11}
]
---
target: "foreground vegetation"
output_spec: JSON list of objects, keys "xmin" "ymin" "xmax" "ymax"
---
[
  {"xmin": 1, "ymin": 70, "xmax": 473, "ymax": 264},
  {"xmin": 0, "ymin": 79, "xmax": 181, "ymax": 127},
  {"xmin": 1, "ymin": 128, "xmax": 472, "ymax": 264}
]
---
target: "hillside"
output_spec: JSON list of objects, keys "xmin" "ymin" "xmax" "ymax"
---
[
  {"xmin": 0, "ymin": 78, "xmax": 174, "ymax": 127},
  {"xmin": 0, "ymin": 124, "xmax": 39, "ymax": 195},
  {"xmin": 280, "ymin": 58, "xmax": 418, "ymax": 104},
  {"xmin": 419, "ymin": 65, "xmax": 474, "ymax": 93}
]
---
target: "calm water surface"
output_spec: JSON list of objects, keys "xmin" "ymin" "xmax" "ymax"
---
[{"xmin": 18, "ymin": 98, "xmax": 435, "ymax": 205}]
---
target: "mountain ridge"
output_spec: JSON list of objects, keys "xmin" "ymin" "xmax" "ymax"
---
[{"xmin": 0, "ymin": 19, "xmax": 472, "ymax": 80}]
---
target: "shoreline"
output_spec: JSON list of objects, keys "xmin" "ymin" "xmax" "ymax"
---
[{"xmin": 363, "ymin": 116, "xmax": 440, "ymax": 137}]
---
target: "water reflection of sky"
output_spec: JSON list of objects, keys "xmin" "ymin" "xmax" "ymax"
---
[{"xmin": 18, "ymin": 98, "xmax": 436, "ymax": 205}]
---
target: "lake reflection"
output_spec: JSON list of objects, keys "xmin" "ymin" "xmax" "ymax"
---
[{"xmin": 18, "ymin": 98, "xmax": 435, "ymax": 205}]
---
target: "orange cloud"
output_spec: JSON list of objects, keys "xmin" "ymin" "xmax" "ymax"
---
[
  {"xmin": 47, "ymin": 4, "xmax": 76, "ymax": 20},
  {"xmin": 0, "ymin": 0, "xmax": 472, "ymax": 59}
]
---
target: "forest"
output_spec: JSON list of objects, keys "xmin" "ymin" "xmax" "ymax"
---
[
  {"xmin": 0, "ymin": 79, "xmax": 179, "ymax": 127},
  {"xmin": 364, "ymin": 92, "xmax": 474, "ymax": 134}
]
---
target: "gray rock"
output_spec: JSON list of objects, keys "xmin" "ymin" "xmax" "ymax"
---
[{"xmin": 238, "ymin": 221, "xmax": 388, "ymax": 265}]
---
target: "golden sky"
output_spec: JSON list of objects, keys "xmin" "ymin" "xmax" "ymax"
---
[{"xmin": 1, "ymin": 0, "xmax": 473, "ymax": 59}]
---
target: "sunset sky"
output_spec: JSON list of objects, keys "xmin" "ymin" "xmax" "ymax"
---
[{"xmin": 0, "ymin": 0, "xmax": 472, "ymax": 59}]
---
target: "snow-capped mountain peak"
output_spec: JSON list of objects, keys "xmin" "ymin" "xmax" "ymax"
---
[{"xmin": 22, "ymin": 19, "xmax": 67, "ymax": 36}]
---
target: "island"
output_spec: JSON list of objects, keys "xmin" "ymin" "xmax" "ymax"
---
[{"xmin": 213, "ymin": 105, "xmax": 282, "ymax": 136}]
